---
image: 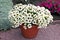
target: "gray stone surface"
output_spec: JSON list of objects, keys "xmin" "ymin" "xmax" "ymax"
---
[{"xmin": 0, "ymin": 20, "xmax": 60, "ymax": 40}]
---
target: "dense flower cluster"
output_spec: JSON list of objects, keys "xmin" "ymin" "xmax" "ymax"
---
[
  {"xmin": 37, "ymin": 0, "xmax": 60, "ymax": 14},
  {"xmin": 8, "ymin": 3, "xmax": 53, "ymax": 29}
]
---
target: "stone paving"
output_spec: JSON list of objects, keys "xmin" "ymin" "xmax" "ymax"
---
[{"xmin": 0, "ymin": 20, "xmax": 60, "ymax": 40}]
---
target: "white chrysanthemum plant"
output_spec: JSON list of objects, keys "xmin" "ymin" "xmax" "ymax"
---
[{"xmin": 8, "ymin": 3, "xmax": 53, "ymax": 29}]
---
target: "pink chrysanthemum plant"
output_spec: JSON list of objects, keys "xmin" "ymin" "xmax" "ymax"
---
[{"xmin": 37, "ymin": 0, "xmax": 60, "ymax": 14}]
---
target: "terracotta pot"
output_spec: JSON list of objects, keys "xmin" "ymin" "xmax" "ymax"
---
[{"xmin": 19, "ymin": 24, "xmax": 39, "ymax": 39}]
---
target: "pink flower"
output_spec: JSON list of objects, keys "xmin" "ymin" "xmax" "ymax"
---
[
  {"xmin": 36, "ymin": 0, "xmax": 60, "ymax": 14},
  {"xmin": 56, "ymin": 7, "xmax": 60, "ymax": 13},
  {"xmin": 37, "ymin": 1, "xmax": 52, "ymax": 9}
]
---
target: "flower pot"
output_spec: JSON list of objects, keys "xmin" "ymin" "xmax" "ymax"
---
[{"xmin": 19, "ymin": 24, "xmax": 39, "ymax": 39}]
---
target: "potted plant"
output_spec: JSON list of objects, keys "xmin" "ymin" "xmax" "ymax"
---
[{"xmin": 8, "ymin": 3, "xmax": 53, "ymax": 38}]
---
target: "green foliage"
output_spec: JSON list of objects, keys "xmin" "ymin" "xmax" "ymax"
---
[{"xmin": 0, "ymin": 0, "xmax": 13, "ymax": 31}]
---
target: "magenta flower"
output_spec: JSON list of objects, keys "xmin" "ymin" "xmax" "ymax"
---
[
  {"xmin": 40, "ymin": 2, "xmax": 52, "ymax": 9},
  {"xmin": 36, "ymin": 0, "xmax": 60, "ymax": 14}
]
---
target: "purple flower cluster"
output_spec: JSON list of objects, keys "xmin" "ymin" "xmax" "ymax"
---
[{"xmin": 37, "ymin": 0, "xmax": 60, "ymax": 14}]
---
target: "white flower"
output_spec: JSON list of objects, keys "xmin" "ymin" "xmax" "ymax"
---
[
  {"xmin": 24, "ymin": 17, "xmax": 33, "ymax": 23},
  {"xmin": 23, "ymin": 26, "xmax": 27, "ymax": 29},
  {"xmin": 12, "ymin": 23, "xmax": 19, "ymax": 28},
  {"xmin": 14, "ymin": 24, "xmax": 19, "ymax": 28},
  {"xmin": 8, "ymin": 3, "xmax": 53, "ymax": 29},
  {"xmin": 27, "ymin": 24, "xmax": 32, "ymax": 28},
  {"xmin": 32, "ymin": 20, "xmax": 37, "ymax": 24},
  {"xmin": 40, "ymin": 7, "xmax": 45, "ymax": 10},
  {"xmin": 14, "ymin": 3, "xmax": 22, "ymax": 9}
]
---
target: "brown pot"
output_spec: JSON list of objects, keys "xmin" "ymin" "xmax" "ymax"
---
[{"xmin": 19, "ymin": 24, "xmax": 39, "ymax": 39}]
